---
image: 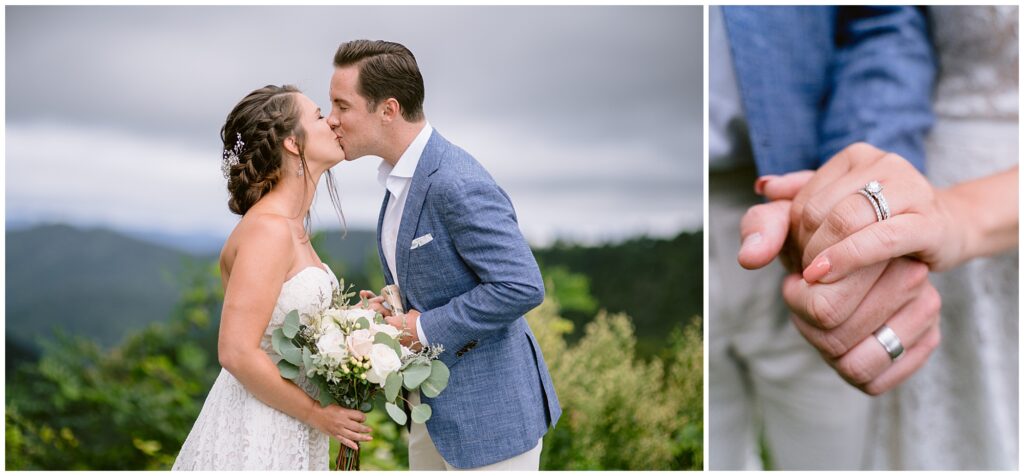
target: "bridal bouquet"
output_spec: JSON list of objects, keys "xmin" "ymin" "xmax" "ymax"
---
[{"xmin": 273, "ymin": 283, "xmax": 449, "ymax": 470}]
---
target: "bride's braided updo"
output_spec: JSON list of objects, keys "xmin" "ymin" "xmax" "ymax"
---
[{"xmin": 220, "ymin": 85, "xmax": 307, "ymax": 216}]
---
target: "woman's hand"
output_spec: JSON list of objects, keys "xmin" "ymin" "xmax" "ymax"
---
[
  {"xmin": 307, "ymin": 403, "xmax": 373, "ymax": 450},
  {"xmin": 795, "ymin": 143, "xmax": 1017, "ymax": 285}
]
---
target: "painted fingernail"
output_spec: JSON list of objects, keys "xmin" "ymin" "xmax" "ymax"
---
[
  {"xmin": 754, "ymin": 176, "xmax": 774, "ymax": 195},
  {"xmin": 741, "ymin": 232, "xmax": 763, "ymax": 251},
  {"xmin": 803, "ymin": 255, "xmax": 831, "ymax": 283}
]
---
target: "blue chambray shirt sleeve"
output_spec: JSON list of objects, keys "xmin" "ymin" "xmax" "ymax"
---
[
  {"xmin": 417, "ymin": 178, "xmax": 545, "ymax": 355},
  {"xmin": 818, "ymin": 6, "xmax": 936, "ymax": 172}
]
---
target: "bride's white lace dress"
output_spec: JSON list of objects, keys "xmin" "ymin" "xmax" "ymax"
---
[
  {"xmin": 172, "ymin": 265, "xmax": 337, "ymax": 470},
  {"xmin": 866, "ymin": 6, "xmax": 1019, "ymax": 470}
]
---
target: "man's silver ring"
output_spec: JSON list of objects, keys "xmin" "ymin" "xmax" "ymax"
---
[
  {"xmin": 873, "ymin": 325, "xmax": 904, "ymax": 361},
  {"xmin": 860, "ymin": 180, "xmax": 891, "ymax": 221}
]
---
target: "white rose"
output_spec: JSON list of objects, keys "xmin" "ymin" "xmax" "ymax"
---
[
  {"xmin": 342, "ymin": 307, "xmax": 378, "ymax": 324},
  {"xmin": 347, "ymin": 329, "xmax": 375, "ymax": 360},
  {"xmin": 365, "ymin": 343, "xmax": 402, "ymax": 385},
  {"xmin": 322, "ymin": 308, "xmax": 348, "ymax": 327},
  {"xmin": 315, "ymin": 327, "xmax": 347, "ymax": 363},
  {"xmin": 370, "ymin": 322, "xmax": 401, "ymax": 340}
]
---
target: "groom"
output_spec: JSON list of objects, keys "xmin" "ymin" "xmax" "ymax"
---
[{"xmin": 327, "ymin": 39, "xmax": 560, "ymax": 470}]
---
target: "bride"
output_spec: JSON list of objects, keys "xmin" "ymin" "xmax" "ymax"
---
[
  {"xmin": 751, "ymin": 6, "xmax": 1017, "ymax": 469},
  {"xmin": 173, "ymin": 85, "xmax": 372, "ymax": 470},
  {"xmin": 864, "ymin": 6, "xmax": 1018, "ymax": 469}
]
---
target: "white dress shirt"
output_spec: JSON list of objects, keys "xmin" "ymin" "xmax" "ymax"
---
[{"xmin": 377, "ymin": 122, "xmax": 433, "ymax": 345}]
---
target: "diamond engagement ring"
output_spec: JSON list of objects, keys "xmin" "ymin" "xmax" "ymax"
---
[
  {"xmin": 873, "ymin": 325, "xmax": 904, "ymax": 361},
  {"xmin": 859, "ymin": 180, "xmax": 891, "ymax": 222}
]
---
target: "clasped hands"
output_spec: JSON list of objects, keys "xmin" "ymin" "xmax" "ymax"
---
[
  {"xmin": 358, "ymin": 289, "xmax": 423, "ymax": 351},
  {"xmin": 738, "ymin": 142, "xmax": 972, "ymax": 395}
]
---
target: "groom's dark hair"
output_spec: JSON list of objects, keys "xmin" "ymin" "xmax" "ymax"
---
[{"xmin": 334, "ymin": 40, "xmax": 425, "ymax": 122}]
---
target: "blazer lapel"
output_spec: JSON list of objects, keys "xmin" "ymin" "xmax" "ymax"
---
[
  {"xmin": 722, "ymin": 6, "xmax": 834, "ymax": 174},
  {"xmin": 722, "ymin": 7, "xmax": 772, "ymax": 169},
  {"xmin": 376, "ymin": 190, "xmax": 395, "ymax": 286},
  {"xmin": 395, "ymin": 130, "xmax": 445, "ymax": 295}
]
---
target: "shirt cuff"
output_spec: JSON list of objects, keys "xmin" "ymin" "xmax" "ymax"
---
[{"xmin": 415, "ymin": 315, "xmax": 430, "ymax": 347}]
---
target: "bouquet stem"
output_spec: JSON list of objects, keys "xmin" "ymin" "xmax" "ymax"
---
[{"xmin": 335, "ymin": 442, "xmax": 360, "ymax": 471}]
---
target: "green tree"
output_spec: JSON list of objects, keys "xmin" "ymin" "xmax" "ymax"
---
[
  {"xmin": 6, "ymin": 253, "xmax": 703, "ymax": 470},
  {"xmin": 5, "ymin": 260, "xmax": 223, "ymax": 469},
  {"xmin": 527, "ymin": 291, "xmax": 703, "ymax": 470},
  {"xmin": 533, "ymin": 230, "xmax": 703, "ymax": 357}
]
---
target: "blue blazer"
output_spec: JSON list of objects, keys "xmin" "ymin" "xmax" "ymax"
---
[
  {"xmin": 376, "ymin": 130, "xmax": 560, "ymax": 469},
  {"xmin": 722, "ymin": 6, "xmax": 936, "ymax": 175}
]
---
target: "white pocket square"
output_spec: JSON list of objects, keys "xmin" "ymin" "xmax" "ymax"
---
[{"xmin": 410, "ymin": 233, "xmax": 433, "ymax": 250}]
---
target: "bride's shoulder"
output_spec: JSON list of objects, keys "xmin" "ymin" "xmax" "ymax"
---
[
  {"xmin": 221, "ymin": 213, "xmax": 296, "ymax": 278},
  {"xmin": 224, "ymin": 213, "xmax": 296, "ymax": 258},
  {"xmin": 237, "ymin": 213, "xmax": 294, "ymax": 243}
]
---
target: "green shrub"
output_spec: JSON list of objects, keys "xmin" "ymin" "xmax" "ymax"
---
[
  {"xmin": 6, "ymin": 263, "xmax": 702, "ymax": 470},
  {"xmin": 528, "ymin": 298, "xmax": 702, "ymax": 470}
]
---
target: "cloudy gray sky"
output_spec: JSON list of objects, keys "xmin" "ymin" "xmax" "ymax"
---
[{"xmin": 6, "ymin": 5, "xmax": 703, "ymax": 246}]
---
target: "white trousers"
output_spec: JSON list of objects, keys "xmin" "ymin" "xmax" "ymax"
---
[
  {"xmin": 407, "ymin": 391, "xmax": 543, "ymax": 471},
  {"xmin": 709, "ymin": 168, "xmax": 871, "ymax": 470}
]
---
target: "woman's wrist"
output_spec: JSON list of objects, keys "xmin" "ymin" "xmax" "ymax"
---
[
  {"xmin": 935, "ymin": 187, "xmax": 978, "ymax": 270},
  {"xmin": 301, "ymin": 399, "xmax": 320, "ymax": 428},
  {"xmin": 937, "ymin": 167, "xmax": 1019, "ymax": 267}
]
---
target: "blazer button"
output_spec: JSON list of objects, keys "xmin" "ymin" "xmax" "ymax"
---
[{"xmin": 456, "ymin": 340, "xmax": 479, "ymax": 357}]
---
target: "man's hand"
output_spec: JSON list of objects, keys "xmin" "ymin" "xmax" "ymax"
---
[
  {"xmin": 361, "ymin": 289, "xmax": 422, "ymax": 350},
  {"xmin": 782, "ymin": 259, "xmax": 941, "ymax": 395},
  {"xmin": 385, "ymin": 309, "xmax": 422, "ymax": 351}
]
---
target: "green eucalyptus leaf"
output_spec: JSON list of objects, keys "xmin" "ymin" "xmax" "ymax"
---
[
  {"xmin": 356, "ymin": 317, "xmax": 370, "ymax": 330},
  {"xmin": 315, "ymin": 379, "xmax": 335, "ymax": 407},
  {"xmin": 411, "ymin": 403, "xmax": 432, "ymax": 424},
  {"xmin": 374, "ymin": 333, "xmax": 402, "ymax": 356},
  {"xmin": 420, "ymin": 360, "xmax": 450, "ymax": 398},
  {"xmin": 385, "ymin": 402, "xmax": 407, "ymax": 426},
  {"xmin": 385, "ymin": 372, "xmax": 403, "ymax": 402},
  {"xmin": 402, "ymin": 363, "xmax": 431, "ymax": 390},
  {"xmin": 271, "ymin": 328, "xmax": 287, "ymax": 354},
  {"xmin": 272, "ymin": 327, "xmax": 301, "ymax": 365},
  {"xmin": 283, "ymin": 310, "xmax": 301, "ymax": 338},
  {"xmin": 373, "ymin": 333, "xmax": 396, "ymax": 347},
  {"xmin": 277, "ymin": 360, "xmax": 299, "ymax": 380},
  {"xmin": 359, "ymin": 401, "xmax": 373, "ymax": 413},
  {"xmin": 281, "ymin": 345, "xmax": 302, "ymax": 366}
]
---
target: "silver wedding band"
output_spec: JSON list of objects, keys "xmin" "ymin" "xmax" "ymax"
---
[
  {"xmin": 873, "ymin": 325, "xmax": 905, "ymax": 361},
  {"xmin": 859, "ymin": 180, "xmax": 890, "ymax": 222}
]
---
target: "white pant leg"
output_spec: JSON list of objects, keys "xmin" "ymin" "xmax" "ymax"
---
[
  {"xmin": 407, "ymin": 391, "xmax": 543, "ymax": 471},
  {"xmin": 445, "ymin": 439, "xmax": 542, "ymax": 471},
  {"xmin": 709, "ymin": 317, "xmax": 761, "ymax": 470},
  {"xmin": 709, "ymin": 169, "xmax": 871, "ymax": 470},
  {"xmin": 408, "ymin": 391, "xmax": 448, "ymax": 470}
]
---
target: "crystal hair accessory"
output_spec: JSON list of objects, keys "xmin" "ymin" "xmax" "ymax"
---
[{"xmin": 221, "ymin": 133, "xmax": 244, "ymax": 179}]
